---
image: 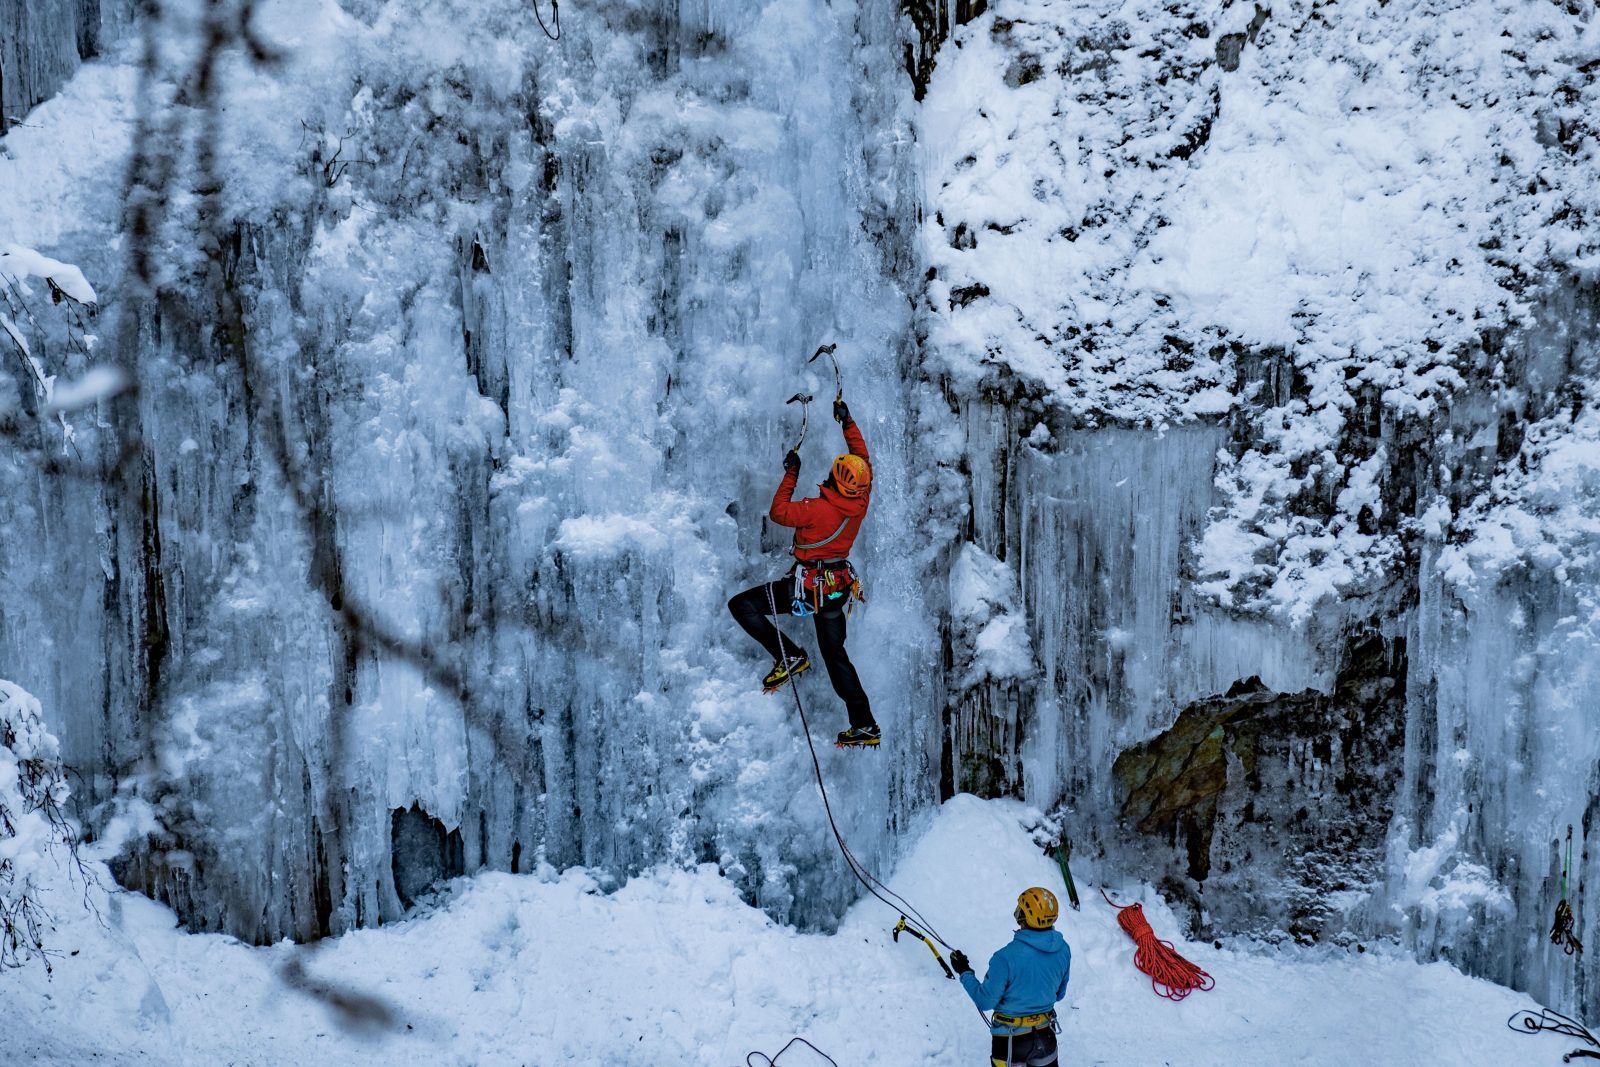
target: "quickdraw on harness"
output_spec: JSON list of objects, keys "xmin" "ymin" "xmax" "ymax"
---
[
  {"xmin": 789, "ymin": 559, "xmax": 864, "ymax": 617},
  {"xmin": 1553, "ymin": 824, "xmax": 1584, "ymax": 956},
  {"xmin": 894, "ymin": 916, "xmax": 955, "ymax": 979}
]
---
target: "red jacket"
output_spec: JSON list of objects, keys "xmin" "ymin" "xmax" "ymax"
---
[{"xmin": 770, "ymin": 419, "xmax": 870, "ymax": 562}]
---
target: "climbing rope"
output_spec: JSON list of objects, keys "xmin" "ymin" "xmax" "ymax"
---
[
  {"xmin": 1553, "ymin": 825, "xmax": 1584, "ymax": 956},
  {"xmin": 1098, "ymin": 888, "xmax": 1215, "ymax": 1001},
  {"xmin": 743, "ymin": 1036, "xmax": 839, "ymax": 1066},
  {"xmin": 764, "ymin": 583, "xmax": 954, "ymax": 947},
  {"xmin": 763, "ymin": 583, "xmax": 990, "ymax": 1030},
  {"xmin": 533, "ymin": 0, "xmax": 561, "ymax": 40},
  {"xmin": 1508, "ymin": 1007, "xmax": 1600, "ymax": 1061}
]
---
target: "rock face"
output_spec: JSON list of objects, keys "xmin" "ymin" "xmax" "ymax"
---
[
  {"xmin": 1115, "ymin": 633, "xmax": 1407, "ymax": 941},
  {"xmin": 919, "ymin": 0, "xmax": 1600, "ymax": 1019},
  {"xmin": 0, "ymin": 0, "xmax": 109, "ymax": 135}
]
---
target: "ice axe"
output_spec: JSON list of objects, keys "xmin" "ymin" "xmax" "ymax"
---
[
  {"xmin": 808, "ymin": 342, "xmax": 842, "ymax": 402},
  {"xmin": 786, "ymin": 392, "xmax": 814, "ymax": 451}
]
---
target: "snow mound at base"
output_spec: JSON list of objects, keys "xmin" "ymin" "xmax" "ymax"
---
[{"xmin": 2, "ymin": 795, "xmax": 1551, "ymax": 1065}]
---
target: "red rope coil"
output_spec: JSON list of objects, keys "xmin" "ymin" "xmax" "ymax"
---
[{"xmin": 1100, "ymin": 888, "xmax": 1216, "ymax": 1001}]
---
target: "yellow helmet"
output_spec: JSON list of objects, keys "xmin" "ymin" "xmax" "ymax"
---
[
  {"xmin": 1015, "ymin": 887, "xmax": 1060, "ymax": 930},
  {"xmin": 831, "ymin": 454, "xmax": 871, "ymax": 498}
]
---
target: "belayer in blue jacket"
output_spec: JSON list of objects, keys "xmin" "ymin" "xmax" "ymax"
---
[{"xmin": 950, "ymin": 887, "xmax": 1072, "ymax": 1067}]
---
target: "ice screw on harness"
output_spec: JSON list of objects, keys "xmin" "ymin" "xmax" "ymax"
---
[
  {"xmin": 1552, "ymin": 824, "xmax": 1584, "ymax": 956},
  {"xmin": 894, "ymin": 916, "xmax": 955, "ymax": 979}
]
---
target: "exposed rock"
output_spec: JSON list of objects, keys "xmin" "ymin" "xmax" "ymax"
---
[{"xmin": 1114, "ymin": 632, "xmax": 1407, "ymax": 942}]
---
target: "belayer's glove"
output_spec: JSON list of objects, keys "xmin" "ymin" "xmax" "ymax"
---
[
  {"xmin": 783, "ymin": 449, "xmax": 801, "ymax": 472},
  {"xmin": 950, "ymin": 949, "xmax": 972, "ymax": 975},
  {"xmin": 834, "ymin": 398, "xmax": 851, "ymax": 424}
]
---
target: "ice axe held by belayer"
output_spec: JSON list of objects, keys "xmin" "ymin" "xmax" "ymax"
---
[{"xmin": 726, "ymin": 341, "xmax": 878, "ymax": 748}]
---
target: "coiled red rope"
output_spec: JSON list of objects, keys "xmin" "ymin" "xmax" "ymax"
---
[{"xmin": 1100, "ymin": 888, "xmax": 1216, "ymax": 1001}]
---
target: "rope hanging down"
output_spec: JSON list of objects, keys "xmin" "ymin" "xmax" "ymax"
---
[
  {"xmin": 764, "ymin": 585, "xmax": 990, "ymax": 1031},
  {"xmin": 534, "ymin": 0, "xmax": 561, "ymax": 40},
  {"xmin": 1099, "ymin": 888, "xmax": 1215, "ymax": 1001},
  {"xmin": 764, "ymin": 584, "xmax": 954, "ymax": 948},
  {"xmin": 1508, "ymin": 1007, "xmax": 1600, "ymax": 1062},
  {"xmin": 1553, "ymin": 824, "xmax": 1584, "ymax": 956}
]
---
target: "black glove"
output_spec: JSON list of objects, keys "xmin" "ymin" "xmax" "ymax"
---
[
  {"xmin": 783, "ymin": 449, "xmax": 801, "ymax": 472},
  {"xmin": 833, "ymin": 398, "xmax": 851, "ymax": 424},
  {"xmin": 949, "ymin": 949, "xmax": 972, "ymax": 975}
]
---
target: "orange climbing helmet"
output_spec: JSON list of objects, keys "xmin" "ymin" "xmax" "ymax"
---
[
  {"xmin": 831, "ymin": 454, "xmax": 871, "ymax": 498},
  {"xmin": 1015, "ymin": 886, "xmax": 1060, "ymax": 930}
]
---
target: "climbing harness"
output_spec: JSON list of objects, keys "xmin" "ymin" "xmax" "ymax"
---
[
  {"xmin": 1099, "ymin": 888, "xmax": 1215, "ymax": 1001},
  {"xmin": 991, "ymin": 1011, "xmax": 1060, "ymax": 1067},
  {"xmin": 762, "ymin": 582, "xmax": 990, "ymax": 1031},
  {"xmin": 786, "ymin": 392, "xmax": 814, "ymax": 452},
  {"xmin": 894, "ymin": 916, "xmax": 955, "ymax": 978},
  {"xmin": 1044, "ymin": 836, "xmax": 1081, "ymax": 911},
  {"xmin": 789, "ymin": 560, "xmax": 863, "ymax": 617},
  {"xmin": 533, "ymin": 0, "xmax": 561, "ymax": 40},
  {"xmin": 808, "ymin": 342, "xmax": 842, "ymax": 403},
  {"xmin": 1509, "ymin": 1007, "xmax": 1600, "ymax": 1062},
  {"xmin": 742, "ymin": 1036, "xmax": 839, "ymax": 1067},
  {"xmin": 1553, "ymin": 824, "xmax": 1583, "ymax": 956}
]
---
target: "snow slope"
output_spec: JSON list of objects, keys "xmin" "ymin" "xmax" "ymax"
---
[{"xmin": 4, "ymin": 796, "xmax": 1549, "ymax": 1066}]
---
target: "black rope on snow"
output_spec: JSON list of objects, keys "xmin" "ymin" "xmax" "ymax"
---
[
  {"xmin": 764, "ymin": 583, "xmax": 954, "ymax": 949},
  {"xmin": 1509, "ymin": 1007, "xmax": 1600, "ymax": 1062},
  {"xmin": 743, "ymin": 1036, "xmax": 839, "ymax": 1067},
  {"xmin": 534, "ymin": 0, "xmax": 561, "ymax": 40}
]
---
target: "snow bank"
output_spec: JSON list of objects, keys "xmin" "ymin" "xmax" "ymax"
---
[
  {"xmin": 949, "ymin": 543, "xmax": 1037, "ymax": 685},
  {"xmin": 923, "ymin": 0, "xmax": 1600, "ymax": 619},
  {"xmin": 1, "ymin": 795, "xmax": 1553, "ymax": 1066}
]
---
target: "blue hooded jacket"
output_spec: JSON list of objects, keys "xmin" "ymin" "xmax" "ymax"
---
[{"xmin": 958, "ymin": 927, "xmax": 1072, "ymax": 1035}]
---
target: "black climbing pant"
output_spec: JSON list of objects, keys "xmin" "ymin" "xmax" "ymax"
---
[
  {"xmin": 991, "ymin": 1027, "xmax": 1057, "ymax": 1067},
  {"xmin": 727, "ymin": 576, "xmax": 876, "ymax": 731}
]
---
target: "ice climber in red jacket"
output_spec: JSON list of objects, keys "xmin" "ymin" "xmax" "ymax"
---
[{"xmin": 727, "ymin": 397, "xmax": 880, "ymax": 748}]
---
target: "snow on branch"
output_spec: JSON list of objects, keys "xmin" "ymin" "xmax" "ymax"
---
[
  {"xmin": 0, "ymin": 244, "xmax": 99, "ymax": 308},
  {"xmin": 0, "ymin": 241, "xmax": 112, "ymax": 451},
  {"xmin": 0, "ymin": 680, "xmax": 83, "ymax": 973}
]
